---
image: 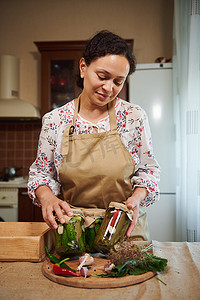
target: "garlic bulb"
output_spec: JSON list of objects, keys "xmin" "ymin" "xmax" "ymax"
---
[{"xmin": 77, "ymin": 253, "xmax": 94, "ymax": 270}]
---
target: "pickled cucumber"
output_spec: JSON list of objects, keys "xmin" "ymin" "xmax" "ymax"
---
[
  {"xmin": 66, "ymin": 222, "xmax": 76, "ymax": 243},
  {"xmin": 62, "ymin": 226, "xmax": 69, "ymax": 250},
  {"xmin": 85, "ymin": 219, "xmax": 103, "ymax": 252},
  {"xmin": 55, "ymin": 230, "xmax": 62, "ymax": 248},
  {"xmin": 95, "ymin": 219, "xmax": 102, "ymax": 234},
  {"xmin": 85, "ymin": 226, "xmax": 96, "ymax": 251}
]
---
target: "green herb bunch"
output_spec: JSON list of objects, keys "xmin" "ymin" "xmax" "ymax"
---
[{"xmin": 94, "ymin": 241, "xmax": 168, "ymax": 278}]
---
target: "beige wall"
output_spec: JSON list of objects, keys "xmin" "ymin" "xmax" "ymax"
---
[{"xmin": 0, "ymin": 0, "xmax": 173, "ymax": 109}]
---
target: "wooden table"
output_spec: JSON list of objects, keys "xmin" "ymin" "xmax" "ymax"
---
[{"xmin": 0, "ymin": 241, "xmax": 200, "ymax": 300}]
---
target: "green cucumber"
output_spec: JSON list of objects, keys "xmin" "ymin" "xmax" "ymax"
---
[
  {"xmin": 95, "ymin": 219, "xmax": 103, "ymax": 234},
  {"xmin": 86, "ymin": 227, "xmax": 96, "ymax": 250},
  {"xmin": 62, "ymin": 227, "xmax": 69, "ymax": 250},
  {"xmin": 66, "ymin": 222, "xmax": 76, "ymax": 243},
  {"xmin": 78, "ymin": 234, "xmax": 86, "ymax": 252},
  {"xmin": 55, "ymin": 230, "xmax": 62, "ymax": 248}
]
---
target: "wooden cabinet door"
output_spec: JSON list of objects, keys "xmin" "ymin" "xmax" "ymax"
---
[
  {"xmin": 18, "ymin": 188, "xmax": 43, "ymax": 222},
  {"xmin": 35, "ymin": 41, "xmax": 85, "ymax": 116}
]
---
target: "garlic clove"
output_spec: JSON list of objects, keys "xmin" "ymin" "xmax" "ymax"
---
[
  {"xmin": 80, "ymin": 267, "xmax": 90, "ymax": 278},
  {"xmin": 57, "ymin": 225, "xmax": 64, "ymax": 234},
  {"xmin": 104, "ymin": 262, "xmax": 115, "ymax": 273}
]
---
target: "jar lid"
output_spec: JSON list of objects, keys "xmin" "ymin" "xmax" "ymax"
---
[
  {"xmin": 82, "ymin": 208, "xmax": 105, "ymax": 217},
  {"xmin": 71, "ymin": 208, "xmax": 83, "ymax": 215},
  {"xmin": 82, "ymin": 208, "xmax": 105, "ymax": 228},
  {"xmin": 109, "ymin": 202, "xmax": 133, "ymax": 220},
  {"xmin": 55, "ymin": 208, "xmax": 83, "ymax": 224}
]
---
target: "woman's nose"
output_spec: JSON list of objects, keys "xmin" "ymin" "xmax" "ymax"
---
[{"xmin": 103, "ymin": 80, "xmax": 113, "ymax": 93}]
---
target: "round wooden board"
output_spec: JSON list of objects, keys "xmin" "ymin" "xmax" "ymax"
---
[{"xmin": 42, "ymin": 256, "xmax": 155, "ymax": 289}]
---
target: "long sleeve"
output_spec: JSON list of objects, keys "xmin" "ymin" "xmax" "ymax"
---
[
  {"xmin": 27, "ymin": 113, "xmax": 62, "ymax": 204},
  {"xmin": 131, "ymin": 108, "xmax": 160, "ymax": 206}
]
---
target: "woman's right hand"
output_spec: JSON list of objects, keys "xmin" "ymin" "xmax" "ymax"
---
[{"xmin": 35, "ymin": 185, "xmax": 73, "ymax": 229}]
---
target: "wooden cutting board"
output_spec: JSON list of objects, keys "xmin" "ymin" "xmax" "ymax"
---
[{"xmin": 42, "ymin": 256, "xmax": 155, "ymax": 289}]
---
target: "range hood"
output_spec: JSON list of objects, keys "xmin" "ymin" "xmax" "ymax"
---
[{"xmin": 0, "ymin": 55, "xmax": 40, "ymax": 119}]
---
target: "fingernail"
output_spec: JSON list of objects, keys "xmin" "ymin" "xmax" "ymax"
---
[
  {"xmin": 61, "ymin": 218, "xmax": 65, "ymax": 223},
  {"xmin": 68, "ymin": 211, "xmax": 73, "ymax": 216},
  {"xmin": 53, "ymin": 224, "xmax": 58, "ymax": 229}
]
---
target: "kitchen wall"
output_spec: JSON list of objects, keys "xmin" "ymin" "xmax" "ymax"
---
[
  {"xmin": 0, "ymin": 121, "xmax": 41, "ymax": 178},
  {"xmin": 0, "ymin": 0, "xmax": 174, "ymax": 176}
]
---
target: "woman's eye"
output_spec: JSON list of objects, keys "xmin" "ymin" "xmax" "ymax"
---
[
  {"xmin": 97, "ymin": 74, "xmax": 123, "ymax": 86},
  {"xmin": 114, "ymin": 81, "xmax": 123, "ymax": 87},
  {"xmin": 97, "ymin": 75, "xmax": 106, "ymax": 80}
]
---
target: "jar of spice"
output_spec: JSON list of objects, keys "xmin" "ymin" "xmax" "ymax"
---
[{"xmin": 93, "ymin": 202, "xmax": 133, "ymax": 254}]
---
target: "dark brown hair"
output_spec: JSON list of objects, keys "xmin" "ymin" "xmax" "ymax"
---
[{"xmin": 77, "ymin": 30, "xmax": 136, "ymax": 88}]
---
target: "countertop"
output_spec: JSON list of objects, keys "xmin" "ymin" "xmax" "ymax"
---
[
  {"xmin": 0, "ymin": 240, "xmax": 200, "ymax": 300},
  {"xmin": 0, "ymin": 177, "xmax": 28, "ymax": 189}
]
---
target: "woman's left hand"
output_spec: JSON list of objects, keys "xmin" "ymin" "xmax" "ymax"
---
[{"xmin": 125, "ymin": 187, "xmax": 148, "ymax": 237}]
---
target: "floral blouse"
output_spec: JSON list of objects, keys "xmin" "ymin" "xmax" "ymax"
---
[{"xmin": 28, "ymin": 98, "xmax": 160, "ymax": 207}]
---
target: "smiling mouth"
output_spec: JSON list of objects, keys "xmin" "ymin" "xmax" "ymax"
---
[{"xmin": 96, "ymin": 92, "xmax": 110, "ymax": 100}]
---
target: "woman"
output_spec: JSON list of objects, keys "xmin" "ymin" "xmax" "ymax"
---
[{"xmin": 28, "ymin": 30, "xmax": 160, "ymax": 240}]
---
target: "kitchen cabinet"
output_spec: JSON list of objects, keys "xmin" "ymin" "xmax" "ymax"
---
[
  {"xmin": 18, "ymin": 188, "xmax": 43, "ymax": 222},
  {"xmin": 0, "ymin": 187, "xmax": 18, "ymax": 222},
  {"xmin": 34, "ymin": 40, "xmax": 133, "ymax": 117}
]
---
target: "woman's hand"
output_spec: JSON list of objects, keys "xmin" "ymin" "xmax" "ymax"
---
[
  {"xmin": 35, "ymin": 185, "xmax": 73, "ymax": 229},
  {"xmin": 125, "ymin": 187, "xmax": 148, "ymax": 237}
]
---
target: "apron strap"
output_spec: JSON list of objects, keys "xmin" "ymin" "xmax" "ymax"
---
[
  {"xmin": 61, "ymin": 125, "xmax": 72, "ymax": 155},
  {"xmin": 108, "ymin": 98, "xmax": 117, "ymax": 131},
  {"xmin": 72, "ymin": 95, "xmax": 80, "ymax": 126}
]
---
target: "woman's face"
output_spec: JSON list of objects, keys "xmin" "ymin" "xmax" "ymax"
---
[{"xmin": 80, "ymin": 54, "xmax": 130, "ymax": 107}]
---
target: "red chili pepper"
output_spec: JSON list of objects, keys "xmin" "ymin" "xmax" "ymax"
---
[
  {"xmin": 110, "ymin": 210, "xmax": 120, "ymax": 227},
  {"xmin": 104, "ymin": 210, "xmax": 120, "ymax": 239},
  {"xmin": 53, "ymin": 264, "xmax": 81, "ymax": 277}
]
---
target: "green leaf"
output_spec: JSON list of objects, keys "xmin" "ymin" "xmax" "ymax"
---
[
  {"xmin": 92, "ymin": 269, "xmax": 128, "ymax": 278},
  {"xmin": 128, "ymin": 267, "xmax": 149, "ymax": 275}
]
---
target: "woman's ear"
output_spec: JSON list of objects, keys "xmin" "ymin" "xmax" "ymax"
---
[{"xmin": 79, "ymin": 57, "xmax": 86, "ymax": 78}]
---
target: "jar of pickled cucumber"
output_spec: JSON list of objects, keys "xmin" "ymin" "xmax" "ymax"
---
[
  {"xmin": 54, "ymin": 209, "xmax": 85, "ymax": 256},
  {"xmin": 93, "ymin": 202, "xmax": 133, "ymax": 254},
  {"xmin": 82, "ymin": 208, "xmax": 105, "ymax": 252}
]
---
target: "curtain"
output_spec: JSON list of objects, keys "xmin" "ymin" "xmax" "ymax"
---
[{"xmin": 173, "ymin": 0, "xmax": 200, "ymax": 241}]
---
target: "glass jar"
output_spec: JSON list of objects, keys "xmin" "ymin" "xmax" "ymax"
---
[
  {"xmin": 83, "ymin": 208, "xmax": 105, "ymax": 252},
  {"xmin": 93, "ymin": 202, "xmax": 133, "ymax": 254},
  {"xmin": 54, "ymin": 209, "xmax": 85, "ymax": 256}
]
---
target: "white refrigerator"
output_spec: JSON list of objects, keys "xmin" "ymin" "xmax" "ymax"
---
[{"xmin": 129, "ymin": 63, "xmax": 176, "ymax": 241}]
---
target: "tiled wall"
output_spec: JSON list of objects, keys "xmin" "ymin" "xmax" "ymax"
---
[{"xmin": 0, "ymin": 120, "xmax": 41, "ymax": 178}]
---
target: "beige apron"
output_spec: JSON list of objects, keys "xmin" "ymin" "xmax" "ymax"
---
[{"xmin": 59, "ymin": 96, "xmax": 150, "ymax": 240}]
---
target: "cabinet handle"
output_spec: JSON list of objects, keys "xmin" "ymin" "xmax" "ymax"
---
[
  {"xmin": 0, "ymin": 204, "xmax": 16, "ymax": 208},
  {"xmin": 21, "ymin": 192, "xmax": 28, "ymax": 196}
]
